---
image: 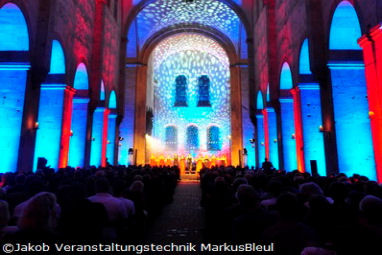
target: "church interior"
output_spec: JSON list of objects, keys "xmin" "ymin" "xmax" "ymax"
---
[{"xmin": 0, "ymin": 0, "xmax": 382, "ymax": 253}]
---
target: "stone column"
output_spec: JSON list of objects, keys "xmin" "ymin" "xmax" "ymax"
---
[
  {"xmin": 230, "ymin": 65, "xmax": 244, "ymax": 166},
  {"xmin": 58, "ymin": 86, "xmax": 76, "ymax": 168},
  {"xmin": 291, "ymin": 87, "xmax": 305, "ymax": 173},
  {"xmin": 134, "ymin": 65, "xmax": 147, "ymax": 165}
]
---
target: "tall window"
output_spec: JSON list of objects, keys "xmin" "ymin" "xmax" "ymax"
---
[
  {"xmin": 174, "ymin": 75, "xmax": 187, "ymax": 106},
  {"xmin": 197, "ymin": 75, "xmax": 211, "ymax": 107},
  {"xmin": 207, "ymin": 126, "xmax": 220, "ymax": 151},
  {"xmin": 165, "ymin": 126, "xmax": 177, "ymax": 150},
  {"xmin": 186, "ymin": 125, "xmax": 199, "ymax": 150}
]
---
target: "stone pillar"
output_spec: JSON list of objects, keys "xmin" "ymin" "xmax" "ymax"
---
[
  {"xmin": 359, "ymin": 24, "xmax": 382, "ymax": 182},
  {"xmin": 266, "ymin": 107, "xmax": 279, "ymax": 169},
  {"xmin": 279, "ymin": 93, "xmax": 297, "ymax": 171},
  {"xmin": 262, "ymin": 109, "xmax": 270, "ymax": 160},
  {"xmin": 328, "ymin": 51, "xmax": 375, "ymax": 179},
  {"xmin": 256, "ymin": 112, "xmax": 265, "ymax": 167},
  {"xmin": 119, "ymin": 64, "xmax": 137, "ymax": 165},
  {"xmin": 90, "ymin": 107, "xmax": 105, "ymax": 167},
  {"xmin": 101, "ymin": 108, "xmax": 110, "ymax": 167},
  {"xmin": 68, "ymin": 94, "xmax": 89, "ymax": 168},
  {"xmin": 297, "ymin": 80, "xmax": 326, "ymax": 176},
  {"xmin": 34, "ymin": 80, "xmax": 66, "ymax": 170},
  {"xmin": 58, "ymin": 86, "xmax": 76, "ymax": 168},
  {"xmin": 291, "ymin": 87, "xmax": 305, "ymax": 173},
  {"xmin": 107, "ymin": 111, "xmax": 117, "ymax": 165},
  {"xmin": 240, "ymin": 65, "xmax": 255, "ymax": 168},
  {"xmin": 230, "ymin": 65, "xmax": 243, "ymax": 166},
  {"xmin": 134, "ymin": 65, "xmax": 147, "ymax": 165}
]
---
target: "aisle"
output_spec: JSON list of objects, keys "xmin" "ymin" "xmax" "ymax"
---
[{"xmin": 146, "ymin": 181, "xmax": 203, "ymax": 243}]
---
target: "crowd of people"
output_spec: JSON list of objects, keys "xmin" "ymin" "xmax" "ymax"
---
[
  {"xmin": 0, "ymin": 161, "xmax": 381, "ymax": 255},
  {"xmin": 0, "ymin": 164, "xmax": 178, "ymax": 241},
  {"xmin": 200, "ymin": 166, "xmax": 382, "ymax": 254}
]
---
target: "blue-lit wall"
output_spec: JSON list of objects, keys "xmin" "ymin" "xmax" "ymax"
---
[
  {"xmin": 280, "ymin": 98, "xmax": 297, "ymax": 171},
  {"xmin": 299, "ymin": 84, "xmax": 326, "ymax": 176},
  {"xmin": 149, "ymin": 34, "xmax": 231, "ymax": 158},
  {"xmin": 329, "ymin": 64, "xmax": 376, "ymax": 179},
  {"xmin": 33, "ymin": 40, "xmax": 66, "ymax": 171},
  {"xmin": 267, "ymin": 108, "xmax": 279, "ymax": 169},
  {"xmin": 90, "ymin": 108, "xmax": 104, "ymax": 167},
  {"xmin": 256, "ymin": 115, "xmax": 265, "ymax": 166},
  {"xmin": 0, "ymin": 3, "xmax": 29, "ymax": 173},
  {"xmin": 0, "ymin": 68, "xmax": 28, "ymax": 173},
  {"xmin": 118, "ymin": 67, "xmax": 137, "ymax": 165},
  {"xmin": 242, "ymin": 122, "xmax": 255, "ymax": 168},
  {"xmin": 33, "ymin": 85, "xmax": 65, "ymax": 170},
  {"xmin": 68, "ymin": 98, "xmax": 89, "ymax": 168},
  {"xmin": 107, "ymin": 114, "xmax": 117, "ymax": 164}
]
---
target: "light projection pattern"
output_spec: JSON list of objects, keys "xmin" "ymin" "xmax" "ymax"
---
[
  {"xmin": 133, "ymin": 0, "xmax": 243, "ymax": 5},
  {"xmin": 149, "ymin": 33, "xmax": 231, "ymax": 158},
  {"xmin": 135, "ymin": 0, "xmax": 241, "ymax": 50}
]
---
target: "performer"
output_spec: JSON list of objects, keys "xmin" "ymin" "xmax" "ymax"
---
[
  {"xmin": 179, "ymin": 156, "xmax": 186, "ymax": 176},
  {"xmin": 203, "ymin": 156, "xmax": 210, "ymax": 169},
  {"xmin": 211, "ymin": 155, "xmax": 217, "ymax": 168},
  {"xmin": 159, "ymin": 155, "xmax": 165, "ymax": 167},
  {"xmin": 196, "ymin": 157, "xmax": 203, "ymax": 173},
  {"xmin": 166, "ymin": 157, "xmax": 172, "ymax": 167},
  {"xmin": 150, "ymin": 155, "xmax": 157, "ymax": 167},
  {"xmin": 186, "ymin": 154, "xmax": 193, "ymax": 172},
  {"xmin": 173, "ymin": 154, "xmax": 179, "ymax": 167}
]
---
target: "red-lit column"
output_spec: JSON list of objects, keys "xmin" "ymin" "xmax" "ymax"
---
[
  {"xmin": 101, "ymin": 108, "xmax": 110, "ymax": 167},
  {"xmin": 359, "ymin": 24, "xmax": 382, "ymax": 183},
  {"xmin": 58, "ymin": 86, "xmax": 76, "ymax": 168},
  {"xmin": 290, "ymin": 87, "xmax": 305, "ymax": 173},
  {"xmin": 262, "ymin": 109, "xmax": 270, "ymax": 159}
]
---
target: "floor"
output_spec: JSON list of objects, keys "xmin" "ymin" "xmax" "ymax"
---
[{"xmin": 146, "ymin": 181, "xmax": 204, "ymax": 243}]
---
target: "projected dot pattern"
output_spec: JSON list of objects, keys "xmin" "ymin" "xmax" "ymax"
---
[
  {"xmin": 148, "ymin": 33, "xmax": 231, "ymax": 157},
  {"xmin": 136, "ymin": 0, "xmax": 240, "ymax": 49}
]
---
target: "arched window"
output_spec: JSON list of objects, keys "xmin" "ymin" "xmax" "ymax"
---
[
  {"xmin": 165, "ymin": 126, "xmax": 178, "ymax": 150},
  {"xmin": 197, "ymin": 75, "xmax": 211, "ymax": 107},
  {"xmin": 299, "ymin": 39, "xmax": 312, "ymax": 75},
  {"xmin": 186, "ymin": 125, "xmax": 199, "ymax": 150},
  {"xmin": 100, "ymin": 81, "xmax": 105, "ymax": 101},
  {"xmin": 174, "ymin": 75, "xmax": 187, "ymax": 106},
  {"xmin": 207, "ymin": 126, "xmax": 220, "ymax": 151},
  {"xmin": 109, "ymin": 90, "xmax": 117, "ymax": 109},
  {"xmin": 329, "ymin": 1, "xmax": 361, "ymax": 50}
]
